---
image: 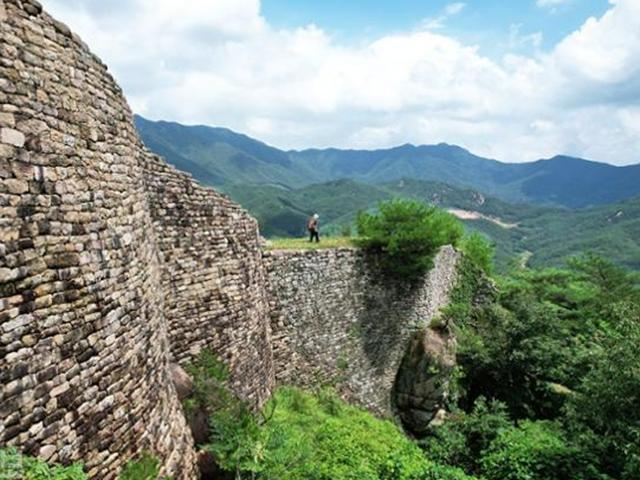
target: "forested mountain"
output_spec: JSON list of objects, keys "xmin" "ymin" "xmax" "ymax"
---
[
  {"xmin": 135, "ymin": 116, "xmax": 640, "ymax": 208},
  {"xmin": 135, "ymin": 116, "xmax": 640, "ymax": 270},
  {"xmin": 225, "ymin": 179, "xmax": 640, "ymax": 271}
]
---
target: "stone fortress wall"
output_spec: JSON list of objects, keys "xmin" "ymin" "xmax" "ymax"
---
[
  {"xmin": 0, "ymin": 1, "xmax": 463, "ymax": 478},
  {"xmin": 141, "ymin": 155, "xmax": 275, "ymax": 409},
  {"xmin": 0, "ymin": 0, "xmax": 271, "ymax": 478},
  {"xmin": 264, "ymin": 247, "xmax": 460, "ymax": 417}
]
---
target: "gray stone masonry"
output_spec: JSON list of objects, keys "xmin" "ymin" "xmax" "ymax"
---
[
  {"xmin": 1, "ymin": 0, "xmax": 465, "ymax": 477},
  {"xmin": 264, "ymin": 246, "xmax": 460, "ymax": 416}
]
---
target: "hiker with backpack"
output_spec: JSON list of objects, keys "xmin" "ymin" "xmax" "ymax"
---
[{"xmin": 308, "ymin": 213, "xmax": 320, "ymax": 243}]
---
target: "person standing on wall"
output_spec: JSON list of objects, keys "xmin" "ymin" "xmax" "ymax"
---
[{"xmin": 308, "ymin": 213, "xmax": 320, "ymax": 243}]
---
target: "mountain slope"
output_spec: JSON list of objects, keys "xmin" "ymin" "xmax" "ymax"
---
[
  {"xmin": 135, "ymin": 116, "xmax": 640, "ymax": 209},
  {"xmin": 134, "ymin": 115, "xmax": 312, "ymax": 187},
  {"xmin": 225, "ymin": 179, "xmax": 640, "ymax": 271}
]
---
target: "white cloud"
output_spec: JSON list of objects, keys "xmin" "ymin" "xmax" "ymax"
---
[
  {"xmin": 507, "ymin": 24, "xmax": 543, "ymax": 49},
  {"xmin": 444, "ymin": 2, "xmax": 466, "ymax": 16},
  {"xmin": 42, "ymin": 0, "xmax": 640, "ymax": 165},
  {"xmin": 421, "ymin": 2, "xmax": 466, "ymax": 30}
]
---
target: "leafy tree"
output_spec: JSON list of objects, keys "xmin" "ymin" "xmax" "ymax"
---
[
  {"xmin": 460, "ymin": 233, "xmax": 495, "ymax": 275},
  {"xmin": 356, "ymin": 199, "xmax": 463, "ymax": 278},
  {"xmin": 421, "ymin": 397, "xmax": 511, "ymax": 475},
  {"xmin": 479, "ymin": 421, "xmax": 597, "ymax": 480},
  {"xmin": 565, "ymin": 302, "xmax": 640, "ymax": 479}
]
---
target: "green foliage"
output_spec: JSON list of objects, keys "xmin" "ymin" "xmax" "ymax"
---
[
  {"xmin": 421, "ymin": 398, "xmax": 511, "ymax": 475},
  {"xmin": 118, "ymin": 452, "xmax": 165, "ymax": 480},
  {"xmin": 183, "ymin": 348, "xmax": 231, "ymax": 412},
  {"xmin": 356, "ymin": 199, "xmax": 463, "ymax": 278},
  {"xmin": 336, "ymin": 353, "xmax": 349, "ymax": 372},
  {"xmin": 460, "ymin": 232, "xmax": 495, "ymax": 275},
  {"xmin": 200, "ymin": 386, "xmax": 474, "ymax": 480},
  {"xmin": 479, "ymin": 421, "xmax": 587, "ymax": 480},
  {"xmin": 206, "ymin": 400, "xmax": 265, "ymax": 476},
  {"xmin": 0, "ymin": 448, "xmax": 86, "ymax": 480},
  {"xmin": 253, "ymin": 387, "xmax": 474, "ymax": 480},
  {"xmin": 565, "ymin": 302, "xmax": 640, "ymax": 479},
  {"xmin": 183, "ymin": 349, "xmax": 265, "ymax": 476},
  {"xmin": 438, "ymin": 253, "xmax": 640, "ymax": 480}
]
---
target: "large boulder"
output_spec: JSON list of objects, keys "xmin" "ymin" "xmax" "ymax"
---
[{"xmin": 393, "ymin": 326, "xmax": 457, "ymax": 436}]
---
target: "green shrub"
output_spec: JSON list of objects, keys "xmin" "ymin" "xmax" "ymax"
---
[
  {"xmin": 421, "ymin": 397, "xmax": 511, "ymax": 475},
  {"xmin": 479, "ymin": 421, "xmax": 583, "ymax": 480},
  {"xmin": 200, "ymin": 386, "xmax": 476, "ymax": 480},
  {"xmin": 118, "ymin": 452, "xmax": 164, "ymax": 480},
  {"xmin": 0, "ymin": 448, "xmax": 86, "ymax": 480},
  {"xmin": 356, "ymin": 199, "xmax": 463, "ymax": 278},
  {"xmin": 183, "ymin": 348, "xmax": 234, "ymax": 423},
  {"xmin": 183, "ymin": 349, "xmax": 265, "ymax": 476},
  {"xmin": 257, "ymin": 387, "xmax": 474, "ymax": 480},
  {"xmin": 460, "ymin": 232, "xmax": 495, "ymax": 275}
]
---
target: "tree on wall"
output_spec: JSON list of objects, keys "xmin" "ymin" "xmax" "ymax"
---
[{"xmin": 356, "ymin": 199, "xmax": 463, "ymax": 279}]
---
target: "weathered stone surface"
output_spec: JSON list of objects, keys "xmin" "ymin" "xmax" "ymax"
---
[
  {"xmin": 143, "ymin": 155, "xmax": 275, "ymax": 408},
  {"xmin": 393, "ymin": 326, "xmax": 457, "ymax": 435},
  {"xmin": 0, "ymin": 128, "xmax": 25, "ymax": 147},
  {"xmin": 264, "ymin": 246, "xmax": 460, "ymax": 416},
  {"xmin": 1, "ymin": 1, "xmax": 466, "ymax": 478},
  {"xmin": 0, "ymin": 1, "xmax": 197, "ymax": 478},
  {"xmin": 170, "ymin": 363, "xmax": 194, "ymax": 401}
]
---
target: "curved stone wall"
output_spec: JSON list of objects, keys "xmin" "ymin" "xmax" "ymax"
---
[
  {"xmin": 141, "ymin": 154, "xmax": 274, "ymax": 407},
  {"xmin": 264, "ymin": 246, "xmax": 460, "ymax": 416},
  {"xmin": 0, "ymin": 0, "xmax": 196, "ymax": 477},
  {"xmin": 0, "ymin": 0, "xmax": 462, "ymax": 477}
]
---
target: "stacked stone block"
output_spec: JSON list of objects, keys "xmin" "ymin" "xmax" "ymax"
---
[
  {"xmin": 0, "ymin": 0, "xmax": 464, "ymax": 477},
  {"xmin": 141, "ymin": 154, "xmax": 275, "ymax": 408}
]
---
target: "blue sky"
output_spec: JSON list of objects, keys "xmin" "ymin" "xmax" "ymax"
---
[
  {"xmin": 45, "ymin": 0, "xmax": 640, "ymax": 165},
  {"xmin": 262, "ymin": 0, "xmax": 610, "ymax": 55}
]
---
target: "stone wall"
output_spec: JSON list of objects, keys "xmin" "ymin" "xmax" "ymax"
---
[
  {"xmin": 141, "ymin": 154, "xmax": 274, "ymax": 408},
  {"xmin": 0, "ymin": 0, "xmax": 272, "ymax": 478},
  {"xmin": 264, "ymin": 246, "xmax": 460, "ymax": 416},
  {"xmin": 0, "ymin": 0, "xmax": 465, "ymax": 477}
]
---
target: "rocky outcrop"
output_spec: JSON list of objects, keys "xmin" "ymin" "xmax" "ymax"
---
[{"xmin": 393, "ymin": 326, "xmax": 457, "ymax": 435}]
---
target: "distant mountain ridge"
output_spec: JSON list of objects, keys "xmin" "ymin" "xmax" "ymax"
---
[
  {"xmin": 134, "ymin": 115, "xmax": 640, "ymax": 208},
  {"xmin": 225, "ymin": 178, "xmax": 640, "ymax": 271}
]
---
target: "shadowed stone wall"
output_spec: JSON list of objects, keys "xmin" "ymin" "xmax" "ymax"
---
[
  {"xmin": 141, "ymin": 154, "xmax": 275, "ymax": 408},
  {"xmin": 264, "ymin": 246, "xmax": 460, "ymax": 417},
  {"xmin": 0, "ymin": 0, "xmax": 271, "ymax": 477}
]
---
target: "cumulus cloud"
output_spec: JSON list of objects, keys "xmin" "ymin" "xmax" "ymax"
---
[{"xmin": 42, "ymin": 0, "xmax": 640, "ymax": 165}]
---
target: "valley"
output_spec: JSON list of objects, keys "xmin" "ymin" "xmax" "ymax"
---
[{"xmin": 135, "ymin": 115, "xmax": 640, "ymax": 271}]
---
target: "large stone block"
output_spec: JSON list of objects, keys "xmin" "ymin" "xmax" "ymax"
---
[{"xmin": 0, "ymin": 127, "xmax": 25, "ymax": 147}]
